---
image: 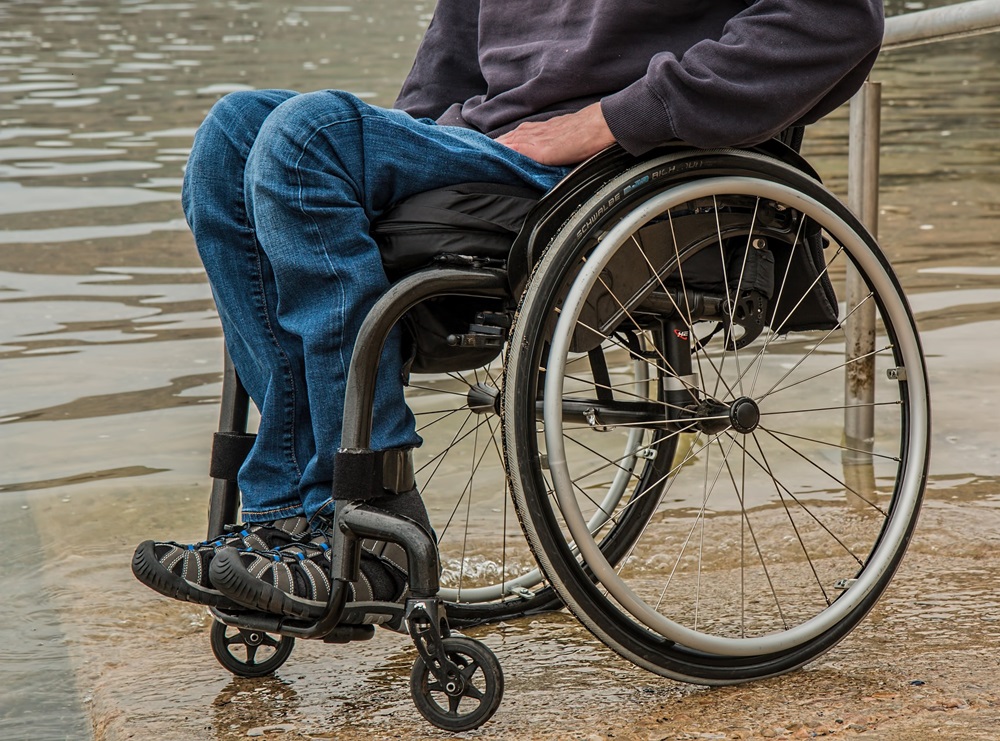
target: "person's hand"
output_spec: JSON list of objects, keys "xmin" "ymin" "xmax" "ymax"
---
[{"xmin": 496, "ymin": 102, "xmax": 616, "ymax": 166}]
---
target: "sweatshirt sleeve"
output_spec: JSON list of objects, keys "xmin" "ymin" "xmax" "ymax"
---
[
  {"xmin": 394, "ymin": 0, "xmax": 487, "ymax": 120},
  {"xmin": 601, "ymin": 0, "xmax": 884, "ymax": 154}
]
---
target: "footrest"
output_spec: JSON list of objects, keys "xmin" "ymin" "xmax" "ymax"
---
[{"xmin": 338, "ymin": 601, "xmax": 407, "ymax": 633}]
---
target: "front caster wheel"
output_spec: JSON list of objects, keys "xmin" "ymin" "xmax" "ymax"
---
[
  {"xmin": 409, "ymin": 636, "xmax": 504, "ymax": 732},
  {"xmin": 210, "ymin": 620, "xmax": 294, "ymax": 678}
]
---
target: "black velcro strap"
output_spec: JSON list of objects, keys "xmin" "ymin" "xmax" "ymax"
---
[
  {"xmin": 210, "ymin": 431, "xmax": 256, "ymax": 481},
  {"xmin": 333, "ymin": 448, "xmax": 415, "ymax": 501},
  {"xmin": 382, "ymin": 448, "xmax": 415, "ymax": 494},
  {"xmin": 334, "ymin": 449, "xmax": 382, "ymax": 501}
]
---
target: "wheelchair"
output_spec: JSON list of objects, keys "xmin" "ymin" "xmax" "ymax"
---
[{"xmin": 202, "ymin": 137, "xmax": 930, "ymax": 731}]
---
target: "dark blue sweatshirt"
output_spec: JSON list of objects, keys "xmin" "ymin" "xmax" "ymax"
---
[{"xmin": 394, "ymin": 0, "xmax": 884, "ymax": 154}]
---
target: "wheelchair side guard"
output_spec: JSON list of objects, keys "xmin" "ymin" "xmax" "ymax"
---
[
  {"xmin": 560, "ymin": 205, "xmax": 783, "ymax": 354},
  {"xmin": 507, "ymin": 137, "xmax": 819, "ymax": 298}
]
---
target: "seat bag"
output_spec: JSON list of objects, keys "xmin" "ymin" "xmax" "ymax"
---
[
  {"xmin": 373, "ymin": 182, "xmax": 542, "ymax": 279},
  {"xmin": 373, "ymin": 182, "xmax": 542, "ymax": 374}
]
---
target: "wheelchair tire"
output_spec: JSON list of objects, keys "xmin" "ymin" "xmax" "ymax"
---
[
  {"xmin": 210, "ymin": 620, "xmax": 294, "ymax": 677},
  {"xmin": 409, "ymin": 636, "xmax": 504, "ymax": 732},
  {"xmin": 504, "ymin": 150, "xmax": 929, "ymax": 683}
]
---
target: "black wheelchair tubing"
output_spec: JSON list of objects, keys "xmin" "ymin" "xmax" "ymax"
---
[
  {"xmin": 443, "ymin": 591, "xmax": 564, "ymax": 628},
  {"xmin": 504, "ymin": 151, "xmax": 929, "ymax": 683}
]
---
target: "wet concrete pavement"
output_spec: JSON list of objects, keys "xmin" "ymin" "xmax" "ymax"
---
[{"xmin": 11, "ymin": 476, "xmax": 1000, "ymax": 740}]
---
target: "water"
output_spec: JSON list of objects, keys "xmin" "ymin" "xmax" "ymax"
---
[{"xmin": 1, "ymin": 1, "xmax": 1000, "ymax": 739}]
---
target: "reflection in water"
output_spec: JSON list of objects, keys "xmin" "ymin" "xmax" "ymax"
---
[
  {"xmin": 211, "ymin": 676, "xmax": 301, "ymax": 739},
  {"xmin": 1, "ymin": 0, "xmax": 1000, "ymax": 738}
]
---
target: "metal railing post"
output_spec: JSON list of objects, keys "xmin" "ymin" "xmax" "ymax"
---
[
  {"xmin": 844, "ymin": 81, "xmax": 881, "ymax": 461},
  {"xmin": 836, "ymin": 0, "xmax": 1000, "ymax": 476}
]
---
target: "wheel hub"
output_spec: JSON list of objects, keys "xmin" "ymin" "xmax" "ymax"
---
[
  {"xmin": 692, "ymin": 396, "xmax": 760, "ymax": 435},
  {"xmin": 729, "ymin": 396, "xmax": 760, "ymax": 434},
  {"xmin": 467, "ymin": 383, "xmax": 500, "ymax": 415}
]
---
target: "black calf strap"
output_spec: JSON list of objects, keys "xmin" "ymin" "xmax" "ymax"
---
[
  {"xmin": 334, "ymin": 448, "xmax": 416, "ymax": 501},
  {"xmin": 211, "ymin": 434, "xmax": 415, "ymax": 499},
  {"xmin": 210, "ymin": 431, "xmax": 256, "ymax": 481}
]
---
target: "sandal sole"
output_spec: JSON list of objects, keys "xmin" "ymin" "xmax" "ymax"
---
[{"xmin": 131, "ymin": 539, "xmax": 242, "ymax": 610}]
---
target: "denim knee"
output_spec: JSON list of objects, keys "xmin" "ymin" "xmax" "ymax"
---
[
  {"xmin": 244, "ymin": 90, "xmax": 370, "ymax": 193},
  {"xmin": 257, "ymin": 89, "xmax": 369, "ymax": 140},
  {"xmin": 182, "ymin": 89, "xmax": 297, "ymax": 226},
  {"xmin": 205, "ymin": 90, "xmax": 294, "ymax": 136}
]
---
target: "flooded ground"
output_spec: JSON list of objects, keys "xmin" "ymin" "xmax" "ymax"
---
[{"xmin": 1, "ymin": 1, "xmax": 999, "ymax": 739}]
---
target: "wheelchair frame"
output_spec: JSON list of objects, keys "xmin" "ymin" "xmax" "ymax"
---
[{"xmin": 201, "ymin": 141, "xmax": 929, "ymax": 731}]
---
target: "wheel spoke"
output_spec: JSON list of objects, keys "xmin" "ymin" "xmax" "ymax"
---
[
  {"xmin": 744, "ymin": 212, "xmax": 808, "ymax": 398},
  {"xmin": 435, "ymin": 416, "xmax": 492, "ymax": 544},
  {"xmin": 653, "ymin": 433, "xmax": 739, "ymax": 610},
  {"xmin": 757, "ymin": 257, "xmax": 872, "ymax": 404},
  {"xmin": 763, "ymin": 426, "xmax": 900, "ymax": 463},
  {"xmin": 457, "ymin": 423, "xmax": 489, "ymax": 598},
  {"xmin": 761, "ymin": 400, "xmax": 900, "ymax": 417},
  {"xmin": 764, "ymin": 343, "xmax": 893, "ymax": 400},
  {"xmin": 728, "ymin": 432, "xmax": 868, "ymax": 565},
  {"xmin": 243, "ymin": 643, "xmax": 259, "ymax": 665},
  {"xmin": 750, "ymin": 432, "xmax": 834, "ymax": 608},
  {"xmin": 757, "ymin": 426, "xmax": 889, "ymax": 517},
  {"xmin": 570, "ymin": 317, "xmax": 712, "ymax": 405},
  {"xmin": 718, "ymin": 437, "xmax": 789, "ymax": 633},
  {"xmin": 630, "ymin": 229, "xmax": 735, "ymax": 402},
  {"xmin": 406, "ymin": 383, "xmax": 471, "ymax": 398}
]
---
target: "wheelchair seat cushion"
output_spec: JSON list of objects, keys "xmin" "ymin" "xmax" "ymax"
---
[{"xmin": 373, "ymin": 182, "xmax": 543, "ymax": 278}]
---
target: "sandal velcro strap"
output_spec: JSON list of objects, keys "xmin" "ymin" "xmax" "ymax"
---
[
  {"xmin": 333, "ymin": 448, "xmax": 415, "ymax": 501},
  {"xmin": 362, "ymin": 539, "xmax": 408, "ymax": 574},
  {"xmin": 210, "ymin": 431, "xmax": 256, "ymax": 481}
]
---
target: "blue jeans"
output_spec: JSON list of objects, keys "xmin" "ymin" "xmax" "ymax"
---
[{"xmin": 182, "ymin": 90, "xmax": 568, "ymax": 524}]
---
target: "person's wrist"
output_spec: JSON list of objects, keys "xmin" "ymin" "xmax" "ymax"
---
[{"xmin": 584, "ymin": 102, "xmax": 616, "ymax": 153}]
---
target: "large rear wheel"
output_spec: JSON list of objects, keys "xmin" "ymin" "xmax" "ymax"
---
[{"xmin": 505, "ymin": 151, "xmax": 930, "ymax": 682}]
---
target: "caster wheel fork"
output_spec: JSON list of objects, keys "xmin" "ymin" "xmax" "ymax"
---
[{"xmin": 406, "ymin": 599, "xmax": 504, "ymax": 731}]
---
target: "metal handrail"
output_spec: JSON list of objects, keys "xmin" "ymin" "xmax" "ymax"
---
[
  {"xmin": 883, "ymin": 0, "xmax": 1000, "ymax": 51},
  {"xmin": 844, "ymin": 0, "xmax": 1000, "ymax": 447}
]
